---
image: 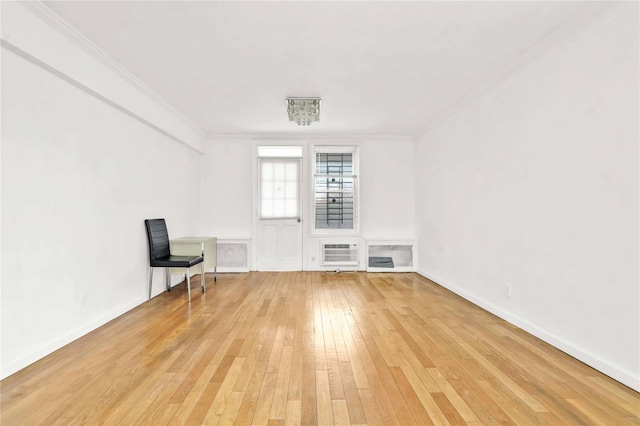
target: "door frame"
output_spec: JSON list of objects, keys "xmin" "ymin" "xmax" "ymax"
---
[{"xmin": 252, "ymin": 141, "xmax": 308, "ymax": 271}]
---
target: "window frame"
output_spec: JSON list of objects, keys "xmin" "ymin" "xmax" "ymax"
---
[{"xmin": 311, "ymin": 145, "xmax": 359, "ymax": 235}]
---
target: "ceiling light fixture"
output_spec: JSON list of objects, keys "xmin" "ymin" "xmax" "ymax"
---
[{"xmin": 286, "ymin": 97, "xmax": 321, "ymax": 126}]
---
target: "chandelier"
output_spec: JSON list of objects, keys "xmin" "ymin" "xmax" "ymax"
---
[{"xmin": 286, "ymin": 97, "xmax": 321, "ymax": 126}]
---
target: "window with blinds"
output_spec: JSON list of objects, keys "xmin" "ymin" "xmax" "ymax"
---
[
  {"xmin": 258, "ymin": 146, "xmax": 302, "ymax": 220},
  {"xmin": 313, "ymin": 147, "xmax": 358, "ymax": 231}
]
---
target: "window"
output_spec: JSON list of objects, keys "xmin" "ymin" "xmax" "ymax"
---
[
  {"xmin": 257, "ymin": 146, "xmax": 303, "ymax": 158},
  {"xmin": 258, "ymin": 146, "xmax": 302, "ymax": 219},
  {"xmin": 313, "ymin": 146, "xmax": 358, "ymax": 232}
]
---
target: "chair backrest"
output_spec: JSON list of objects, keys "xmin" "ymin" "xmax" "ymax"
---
[{"xmin": 145, "ymin": 219, "xmax": 170, "ymax": 265}]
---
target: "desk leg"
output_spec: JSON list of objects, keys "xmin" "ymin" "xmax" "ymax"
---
[
  {"xmin": 201, "ymin": 262, "xmax": 206, "ymax": 293},
  {"xmin": 186, "ymin": 267, "xmax": 191, "ymax": 302}
]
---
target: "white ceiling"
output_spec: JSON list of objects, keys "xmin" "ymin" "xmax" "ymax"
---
[{"xmin": 43, "ymin": 1, "xmax": 590, "ymax": 136}]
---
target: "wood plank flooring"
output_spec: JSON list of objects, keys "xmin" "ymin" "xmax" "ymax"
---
[{"xmin": 1, "ymin": 272, "xmax": 639, "ymax": 425}]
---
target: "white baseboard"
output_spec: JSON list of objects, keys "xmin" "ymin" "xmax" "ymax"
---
[
  {"xmin": 416, "ymin": 269, "xmax": 640, "ymax": 392},
  {"xmin": 217, "ymin": 267, "xmax": 249, "ymax": 273},
  {"xmin": 0, "ymin": 296, "xmax": 146, "ymax": 380}
]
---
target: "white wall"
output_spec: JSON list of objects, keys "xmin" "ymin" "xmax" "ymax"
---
[
  {"xmin": 415, "ymin": 3, "xmax": 639, "ymax": 391},
  {"xmin": 360, "ymin": 137, "xmax": 415, "ymax": 240},
  {"xmin": 1, "ymin": 44, "xmax": 202, "ymax": 379},
  {"xmin": 1, "ymin": 1, "xmax": 206, "ymax": 153},
  {"xmin": 200, "ymin": 138, "xmax": 254, "ymax": 239},
  {"xmin": 200, "ymin": 136, "xmax": 416, "ymax": 270}
]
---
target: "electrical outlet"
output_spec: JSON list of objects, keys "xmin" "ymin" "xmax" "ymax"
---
[
  {"xmin": 80, "ymin": 294, "xmax": 86, "ymax": 307},
  {"xmin": 504, "ymin": 283, "xmax": 512, "ymax": 298}
]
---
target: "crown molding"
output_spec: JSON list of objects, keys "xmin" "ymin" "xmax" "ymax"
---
[
  {"xmin": 17, "ymin": 0, "xmax": 207, "ymax": 139},
  {"xmin": 2, "ymin": 38, "xmax": 206, "ymax": 155},
  {"xmin": 207, "ymin": 133, "xmax": 415, "ymax": 142},
  {"xmin": 413, "ymin": 1, "xmax": 614, "ymax": 140}
]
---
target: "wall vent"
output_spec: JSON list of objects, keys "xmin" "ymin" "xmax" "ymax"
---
[
  {"xmin": 321, "ymin": 242, "xmax": 359, "ymax": 266},
  {"xmin": 217, "ymin": 239, "xmax": 250, "ymax": 273},
  {"xmin": 366, "ymin": 240, "xmax": 416, "ymax": 272}
]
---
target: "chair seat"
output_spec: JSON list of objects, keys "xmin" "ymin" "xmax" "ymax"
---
[{"xmin": 151, "ymin": 255, "xmax": 203, "ymax": 268}]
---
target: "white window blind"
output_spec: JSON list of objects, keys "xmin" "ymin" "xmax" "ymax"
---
[{"xmin": 259, "ymin": 158, "xmax": 300, "ymax": 219}]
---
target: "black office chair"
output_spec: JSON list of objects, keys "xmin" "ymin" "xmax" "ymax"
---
[{"xmin": 144, "ymin": 219, "xmax": 205, "ymax": 303}]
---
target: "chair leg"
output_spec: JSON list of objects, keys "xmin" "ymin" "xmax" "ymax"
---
[
  {"xmin": 148, "ymin": 266, "xmax": 154, "ymax": 301},
  {"xmin": 214, "ymin": 266, "xmax": 217, "ymax": 282},
  {"xmin": 186, "ymin": 267, "xmax": 191, "ymax": 303},
  {"xmin": 166, "ymin": 268, "xmax": 171, "ymax": 291},
  {"xmin": 201, "ymin": 262, "xmax": 206, "ymax": 293}
]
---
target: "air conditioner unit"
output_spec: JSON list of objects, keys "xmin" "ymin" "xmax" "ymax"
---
[{"xmin": 321, "ymin": 241, "xmax": 359, "ymax": 267}]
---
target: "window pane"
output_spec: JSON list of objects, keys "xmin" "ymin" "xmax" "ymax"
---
[
  {"xmin": 274, "ymin": 163, "xmax": 285, "ymax": 180},
  {"xmin": 274, "ymin": 182, "xmax": 284, "ymax": 198},
  {"xmin": 314, "ymin": 177, "xmax": 354, "ymax": 191},
  {"xmin": 285, "ymin": 200, "xmax": 298, "ymax": 217},
  {"xmin": 316, "ymin": 153, "xmax": 353, "ymax": 175},
  {"xmin": 273, "ymin": 201, "xmax": 285, "ymax": 217},
  {"xmin": 315, "ymin": 191, "xmax": 354, "ymax": 229},
  {"xmin": 261, "ymin": 199, "xmax": 274, "ymax": 217},
  {"xmin": 285, "ymin": 162, "xmax": 297, "ymax": 180},
  {"xmin": 285, "ymin": 182, "xmax": 297, "ymax": 198},
  {"xmin": 262, "ymin": 162, "xmax": 273, "ymax": 180},
  {"xmin": 262, "ymin": 181, "xmax": 273, "ymax": 198},
  {"xmin": 258, "ymin": 146, "xmax": 303, "ymax": 158}
]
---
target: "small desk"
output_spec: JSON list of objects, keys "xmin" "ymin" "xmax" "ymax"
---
[{"xmin": 170, "ymin": 237, "xmax": 217, "ymax": 280}]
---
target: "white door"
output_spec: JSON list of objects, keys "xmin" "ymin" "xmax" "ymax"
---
[{"xmin": 256, "ymin": 156, "xmax": 303, "ymax": 270}]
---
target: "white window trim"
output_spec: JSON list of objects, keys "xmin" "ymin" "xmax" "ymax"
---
[{"xmin": 311, "ymin": 144, "xmax": 360, "ymax": 235}]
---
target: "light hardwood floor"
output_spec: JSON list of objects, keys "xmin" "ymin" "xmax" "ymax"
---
[{"xmin": 1, "ymin": 272, "xmax": 638, "ymax": 425}]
